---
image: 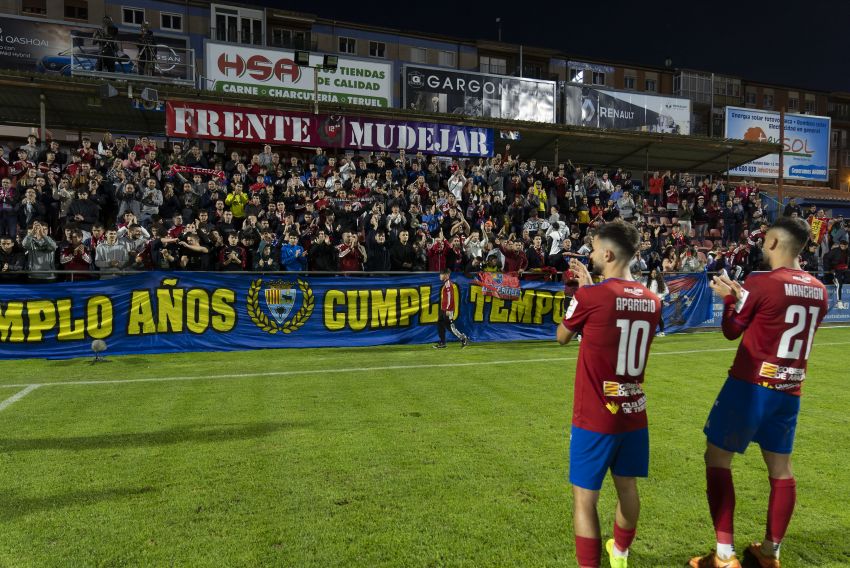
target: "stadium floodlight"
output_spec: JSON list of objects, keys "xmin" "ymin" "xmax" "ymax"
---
[
  {"xmin": 140, "ymin": 88, "xmax": 159, "ymax": 103},
  {"xmin": 322, "ymin": 55, "xmax": 339, "ymax": 71},
  {"xmin": 294, "ymin": 50, "xmax": 310, "ymax": 67},
  {"xmin": 99, "ymin": 83, "xmax": 118, "ymax": 99}
]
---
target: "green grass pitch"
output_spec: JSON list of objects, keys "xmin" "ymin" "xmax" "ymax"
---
[{"xmin": 0, "ymin": 329, "xmax": 848, "ymax": 567}]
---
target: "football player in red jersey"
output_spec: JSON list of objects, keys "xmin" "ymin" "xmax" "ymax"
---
[
  {"xmin": 433, "ymin": 268, "xmax": 469, "ymax": 349},
  {"xmin": 557, "ymin": 221, "xmax": 661, "ymax": 568},
  {"xmin": 690, "ymin": 217, "xmax": 828, "ymax": 568}
]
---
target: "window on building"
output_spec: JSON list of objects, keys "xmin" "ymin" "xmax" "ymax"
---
[
  {"xmin": 788, "ymin": 97, "xmax": 799, "ymax": 111},
  {"xmin": 438, "ymin": 50, "xmax": 456, "ymax": 68},
  {"xmin": 481, "ymin": 56, "xmax": 507, "ymax": 75},
  {"xmin": 212, "ymin": 5, "xmax": 262, "ymax": 45},
  {"xmin": 624, "ymin": 75, "xmax": 636, "ymax": 89},
  {"xmin": 161, "ymin": 12, "xmax": 183, "ymax": 31},
  {"xmin": 763, "ymin": 94, "xmax": 774, "ymax": 109},
  {"xmin": 844, "ymin": 150, "xmax": 850, "ymax": 167},
  {"xmin": 569, "ymin": 68, "xmax": 584, "ymax": 83},
  {"xmin": 522, "ymin": 63, "xmax": 543, "ymax": 79},
  {"xmin": 832, "ymin": 130, "xmax": 840, "ymax": 147},
  {"xmin": 410, "ymin": 47, "xmax": 427, "ymax": 64},
  {"xmin": 270, "ymin": 29, "xmax": 310, "ymax": 49},
  {"xmin": 369, "ymin": 41, "xmax": 386, "ymax": 58},
  {"xmin": 746, "ymin": 91, "xmax": 757, "ymax": 105},
  {"xmin": 22, "ymin": 0, "xmax": 47, "ymax": 16},
  {"xmin": 805, "ymin": 99, "xmax": 816, "ymax": 113},
  {"xmin": 122, "ymin": 6, "xmax": 145, "ymax": 26},
  {"xmin": 645, "ymin": 78, "xmax": 657, "ymax": 92},
  {"xmin": 64, "ymin": 0, "xmax": 87, "ymax": 20},
  {"xmin": 338, "ymin": 37, "xmax": 356, "ymax": 54},
  {"xmin": 592, "ymin": 72, "xmax": 606, "ymax": 85}
]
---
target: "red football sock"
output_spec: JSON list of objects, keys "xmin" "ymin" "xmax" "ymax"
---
[
  {"xmin": 766, "ymin": 477, "xmax": 796, "ymax": 544},
  {"xmin": 613, "ymin": 522, "xmax": 636, "ymax": 553},
  {"xmin": 575, "ymin": 535, "xmax": 601, "ymax": 568},
  {"xmin": 706, "ymin": 466, "xmax": 735, "ymax": 545}
]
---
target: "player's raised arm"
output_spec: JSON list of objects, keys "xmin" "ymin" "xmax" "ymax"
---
[
  {"xmin": 557, "ymin": 259, "xmax": 594, "ymax": 345},
  {"xmin": 710, "ymin": 274, "xmax": 752, "ymax": 340}
]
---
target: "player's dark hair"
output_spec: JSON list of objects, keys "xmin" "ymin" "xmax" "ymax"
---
[
  {"xmin": 771, "ymin": 216, "xmax": 810, "ymax": 253},
  {"xmin": 596, "ymin": 221, "xmax": 640, "ymax": 258}
]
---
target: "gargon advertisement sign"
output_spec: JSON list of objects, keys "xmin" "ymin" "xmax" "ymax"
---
[
  {"xmin": 204, "ymin": 42, "xmax": 392, "ymax": 108},
  {"xmin": 563, "ymin": 84, "xmax": 692, "ymax": 134},
  {"xmin": 166, "ymin": 101, "xmax": 495, "ymax": 157},
  {"xmin": 403, "ymin": 65, "xmax": 556, "ymax": 123}
]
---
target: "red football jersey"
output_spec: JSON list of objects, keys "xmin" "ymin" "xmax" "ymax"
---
[
  {"xmin": 722, "ymin": 268, "xmax": 828, "ymax": 396},
  {"xmin": 440, "ymin": 279, "xmax": 456, "ymax": 312},
  {"xmin": 563, "ymin": 279, "xmax": 661, "ymax": 434}
]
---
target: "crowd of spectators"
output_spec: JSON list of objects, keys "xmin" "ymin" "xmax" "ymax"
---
[{"xmin": 0, "ymin": 132, "xmax": 848, "ymax": 287}]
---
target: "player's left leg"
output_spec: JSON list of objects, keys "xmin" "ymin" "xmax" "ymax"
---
[
  {"xmin": 446, "ymin": 314, "xmax": 469, "ymax": 347},
  {"xmin": 606, "ymin": 475, "xmax": 639, "ymax": 567},
  {"xmin": 744, "ymin": 450, "xmax": 793, "ymax": 568},
  {"xmin": 746, "ymin": 392, "xmax": 800, "ymax": 568}
]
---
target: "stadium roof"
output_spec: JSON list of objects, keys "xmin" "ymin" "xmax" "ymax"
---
[{"xmin": 0, "ymin": 71, "xmax": 779, "ymax": 173}]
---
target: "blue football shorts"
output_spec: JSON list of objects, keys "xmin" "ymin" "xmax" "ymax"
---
[
  {"xmin": 569, "ymin": 425, "xmax": 649, "ymax": 491},
  {"xmin": 704, "ymin": 376, "xmax": 801, "ymax": 455}
]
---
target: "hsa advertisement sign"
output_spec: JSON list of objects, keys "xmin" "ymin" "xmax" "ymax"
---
[
  {"xmin": 725, "ymin": 106, "xmax": 831, "ymax": 181},
  {"xmin": 204, "ymin": 42, "xmax": 393, "ymax": 108}
]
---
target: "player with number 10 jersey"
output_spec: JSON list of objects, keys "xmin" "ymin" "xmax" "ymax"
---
[{"xmin": 556, "ymin": 221, "xmax": 660, "ymax": 568}]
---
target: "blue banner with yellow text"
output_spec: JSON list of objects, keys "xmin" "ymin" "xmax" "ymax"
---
[{"xmin": 0, "ymin": 272, "xmax": 726, "ymax": 360}]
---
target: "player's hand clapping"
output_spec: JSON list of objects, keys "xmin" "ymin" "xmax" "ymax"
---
[
  {"xmin": 709, "ymin": 274, "xmax": 743, "ymax": 300},
  {"xmin": 569, "ymin": 259, "xmax": 593, "ymax": 288}
]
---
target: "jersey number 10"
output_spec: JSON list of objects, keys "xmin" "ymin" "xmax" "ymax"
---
[
  {"xmin": 615, "ymin": 319, "xmax": 651, "ymax": 377},
  {"xmin": 778, "ymin": 305, "xmax": 820, "ymax": 360}
]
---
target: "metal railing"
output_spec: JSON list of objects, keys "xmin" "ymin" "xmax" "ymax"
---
[
  {"xmin": 210, "ymin": 27, "xmax": 263, "ymax": 46},
  {"xmin": 67, "ymin": 31, "xmax": 196, "ymax": 85}
]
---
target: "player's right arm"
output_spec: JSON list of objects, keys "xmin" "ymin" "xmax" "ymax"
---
[
  {"xmin": 558, "ymin": 286, "xmax": 594, "ymax": 345},
  {"xmin": 710, "ymin": 274, "xmax": 758, "ymax": 340},
  {"xmin": 557, "ymin": 260, "xmax": 595, "ymax": 345}
]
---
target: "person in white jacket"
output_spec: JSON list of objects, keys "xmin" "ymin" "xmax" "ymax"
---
[{"xmin": 447, "ymin": 170, "xmax": 466, "ymax": 201}]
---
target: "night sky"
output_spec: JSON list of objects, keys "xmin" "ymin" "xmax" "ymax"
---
[{"xmin": 241, "ymin": 0, "xmax": 850, "ymax": 93}]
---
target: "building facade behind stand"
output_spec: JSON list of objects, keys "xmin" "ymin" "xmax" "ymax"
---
[{"xmin": 1, "ymin": 0, "xmax": 849, "ymax": 191}]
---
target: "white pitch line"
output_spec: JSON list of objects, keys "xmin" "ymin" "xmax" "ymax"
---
[
  {"xmin": 0, "ymin": 340, "xmax": 848, "ymax": 391},
  {"xmin": 0, "ymin": 384, "xmax": 40, "ymax": 412}
]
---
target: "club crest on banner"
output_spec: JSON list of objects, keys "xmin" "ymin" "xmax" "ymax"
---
[{"xmin": 247, "ymin": 278, "xmax": 314, "ymax": 334}]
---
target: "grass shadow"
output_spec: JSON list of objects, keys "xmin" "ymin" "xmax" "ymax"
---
[
  {"xmin": 0, "ymin": 421, "xmax": 297, "ymax": 452},
  {"xmin": 0, "ymin": 485, "xmax": 157, "ymax": 521}
]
